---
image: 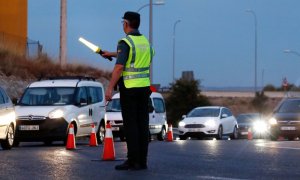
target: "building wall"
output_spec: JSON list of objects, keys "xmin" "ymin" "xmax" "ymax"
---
[{"xmin": 0, "ymin": 0, "xmax": 28, "ymax": 55}]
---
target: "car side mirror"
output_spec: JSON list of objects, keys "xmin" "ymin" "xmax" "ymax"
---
[
  {"xmin": 149, "ymin": 105, "xmax": 154, "ymax": 113},
  {"xmin": 221, "ymin": 114, "xmax": 228, "ymax": 118},
  {"xmin": 12, "ymin": 98, "xmax": 19, "ymax": 105},
  {"xmin": 80, "ymin": 98, "xmax": 87, "ymax": 106},
  {"xmin": 182, "ymin": 115, "xmax": 186, "ymax": 119}
]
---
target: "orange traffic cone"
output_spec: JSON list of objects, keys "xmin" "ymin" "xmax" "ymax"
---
[
  {"xmin": 66, "ymin": 124, "xmax": 76, "ymax": 150},
  {"xmin": 167, "ymin": 124, "xmax": 173, "ymax": 142},
  {"xmin": 102, "ymin": 122, "xmax": 115, "ymax": 160},
  {"xmin": 89, "ymin": 123, "xmax": 98, "ymax": 147},
  {"xmin": 247, "ymin": 128, "xmax": 253, "ymax": 140}
]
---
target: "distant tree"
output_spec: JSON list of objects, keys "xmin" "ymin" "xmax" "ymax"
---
[
  {"xmin": 165, "ymin": 78, "xmax": 210, "ymax": 127},
  {"xmin": 252, "ymin": 91, "xmax": 268, "ymax": 113},
  {"xmin": 263, "ymin": 84, "xmax": 276, "ymax": 91}
]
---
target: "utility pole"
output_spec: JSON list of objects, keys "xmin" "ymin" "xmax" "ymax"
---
[
  {"xmin": 59, "ymin": 0, "xmax": 67, "ymax": 68},
  {"xmin": 149, "ymin": 0, "xmax": 153, "ymax": 83}
]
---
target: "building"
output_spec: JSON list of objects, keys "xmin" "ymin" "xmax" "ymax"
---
[{"xmin": 0, "ymin": 0, "xmax": 28, "ymax": 55}]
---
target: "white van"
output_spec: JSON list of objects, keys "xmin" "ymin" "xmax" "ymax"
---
[
  {"xmin": 105, "ymin": 92, "xmax": 168, "ymax": 141},
  {"xmin": 14, "ymin": 77, "xmax": 106, "ymax": 145}
]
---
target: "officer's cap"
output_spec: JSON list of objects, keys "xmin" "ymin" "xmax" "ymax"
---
[{"xmin": 122, "ymin": 11, "xmax": 140, "ymax": 23}]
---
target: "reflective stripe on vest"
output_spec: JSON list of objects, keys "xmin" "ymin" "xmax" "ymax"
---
[{"xmin": 120, "ymin": 35, "xmax": 152, "ymax": 88}]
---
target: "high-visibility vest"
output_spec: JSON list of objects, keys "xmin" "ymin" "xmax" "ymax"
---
[{"xmin": 120, "ymin": 35, "xmax": 154, "ymax": 88}]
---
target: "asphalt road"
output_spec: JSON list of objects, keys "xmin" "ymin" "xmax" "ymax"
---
[{"xmin": 1, "ymin": 138, "xmax": 300, "ymax": 180}]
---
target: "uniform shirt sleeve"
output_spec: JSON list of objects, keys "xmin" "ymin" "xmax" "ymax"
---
[{"xmin": 116, "ymin": 40, "xmax": 129, "ymax": 66}]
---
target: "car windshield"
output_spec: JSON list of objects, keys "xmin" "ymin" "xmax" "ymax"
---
[
  {"xmin": 237, "ymin": 114, "xmax": 260, "ymax": 123},
  {"xmin": 106, "ymin": 98, "xmax": 121, "ymax": 112},
  {"xmin": 187, "ymin": 108, "xmax": 220, "ymax": 117},
  {"xmin": 277, "ymin": 99, "xmax": 300, "ymax": 113},
  {"xmin": 19, "ymin": 87, "xmax": 75, "ymax": 106}
]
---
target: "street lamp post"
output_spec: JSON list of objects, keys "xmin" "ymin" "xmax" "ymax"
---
[
  {"xmin": 137, "ymin": 0, "xmax": 165, "ymax": 84},
  {"xmin": 284, "ymin": 49, "xmax": 300, "ymax": 57},
  {"xmin": 172, "ymin": 20, "xmax": 181, "ymax": 82},
  {"xmin": 246, "ymin": 9, "xmax": 258, "ymax": 93}
]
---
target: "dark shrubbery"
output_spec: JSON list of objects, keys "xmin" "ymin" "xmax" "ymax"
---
[
  {"xmin": 0, "ymin": 48, "xmax": 111, "ymax": 80},
  {"xmin": 251, "ymin": 91, "xmax": 268, "ymax": 113},
  {"xmin": 165, "ymin": 79, "xmax": 210, "ymax": 127}
]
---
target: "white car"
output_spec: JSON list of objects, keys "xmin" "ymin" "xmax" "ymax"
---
[
  {"xmin": 14, "ymin": 77, "xmax": 106, "ymax": 145},
  {"xmin": 0, "ymin": 87, "xmax": 16, "ymax": 150},
  {"xmin": 105, "ymin": 92, "xmax": 168, "ymax": 141},
  {"xmin": 178, "ymin": 106, "xmax": 238, "ymax": 140}
]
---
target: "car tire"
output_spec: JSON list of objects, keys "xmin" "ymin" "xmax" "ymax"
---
[
  {"xmin": 13, "ymin": 139, "xmax": 20, "ymax": 147},
  {"xmin": 216, "ymin": 126, "xmax": 223, "ymax": 140},
  {"xmin": 97, "ymin": 123, "xmax": 105, "ymax": 144},
  {"xmin": 0, "ymin": 124, "xmax": 15, "ymax": 150},
  {"xmin": 230, "ymin": 126, "xmax": 238, "ymax": 139},
  {"xmin": 179, "ymin": 135, "xmax": 187, "ymax": 140},
  {"xmin": 157, "ymin": 127, "xmax": 166, "ymax": 141}
]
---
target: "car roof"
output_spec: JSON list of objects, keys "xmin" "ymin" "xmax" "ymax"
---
[
  {"xmin": 237, "ymin": 113, "xmax": 260, "ymax": 116},
  {"xmin": 194, "ymin": 106, "xmax": 223, "ymax": 109},
  {"xmin": 29, "ymin": 79, "xmax": 103, "ymax": 88},
  {"xmin": 112, "ymin": 92, "xmax": 163, "ymax": 99}
]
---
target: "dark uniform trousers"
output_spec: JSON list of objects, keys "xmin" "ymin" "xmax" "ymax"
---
[{"xmin": 119, "ymin": 86, "xmax": 151, "ymax": 165}]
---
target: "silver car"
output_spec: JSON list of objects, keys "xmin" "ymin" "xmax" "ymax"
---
[{"xmin": 0, "ymin": 87, "xmax": 15, "ymax": 150}]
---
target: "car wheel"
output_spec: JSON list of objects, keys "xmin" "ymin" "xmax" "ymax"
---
[
  {"xmin": 230, "ymin": 126, "xmax": 238, "ymax": 139},
  {"xmin": 179, "ymin": 135, "xmax": 187, "ymax": 140},
  {"xmin": 97, "ymin": 123, "xmax": 105, "ymax": 144},
  {"xmin": 13, "ymin": 139, "xmax": 20, "ymax": 147},
  {"xmin": 1, "ymin": 124, "xmax": 15, "ymax": 150},
  {"xmin": 157, "ymin": 127, "xmax": 166, "ymax": 141},
  {"xmin": 216, "ymin": 126, "xmax": 223, "ymax": 140}
]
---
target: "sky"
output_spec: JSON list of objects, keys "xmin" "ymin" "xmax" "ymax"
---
[{"xmin": 28, "ymin": 0, "xmax": 300, "ymax": 89}]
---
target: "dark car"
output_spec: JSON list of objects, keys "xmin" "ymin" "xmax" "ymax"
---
[
  {"xmin": 269, "ymin": 98, "xmax": 300, "ymax": 141},
  {"xmin": 236, "ymin": 113, "xmax": 268, "ymax": 139}
]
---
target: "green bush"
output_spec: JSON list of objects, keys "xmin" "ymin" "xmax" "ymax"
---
[{"xmin": 165, "ymin": 79, "xmax": 210, "ymax": 127}]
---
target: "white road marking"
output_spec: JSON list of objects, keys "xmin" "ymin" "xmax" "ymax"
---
[
  {"xmin": 256, "ymin": 142, "xmax": 300, "ymax": 150},
  {"xmin": 196, "ymin": 176, "xmax": 247, "ymax": 180}
]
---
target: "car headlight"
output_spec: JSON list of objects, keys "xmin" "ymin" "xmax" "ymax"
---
[
  {"xmin": 205, "ymin": 119, "xmax": 216, "ymax": 128},
  {"xmin": 268, "ymin": 117, "xmax": 277, "ymax": 125},
  {"xmin": 49, "ymin": 109, "xmax": 64, "ymax": 119},
  {"xmin": 253, "ymin": 121, "xmax": 268, "ymax": 133},
  {"xmin": 178, "ymin": 121, "xmax": 185, "ymax": 127}
]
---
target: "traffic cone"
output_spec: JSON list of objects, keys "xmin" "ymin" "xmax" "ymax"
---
[
  {"xmin": 247, "ymin": 127, "xmax": 253, "ymax": 140},
  {"xmin": 66, "ymin": 124, "xmax": 76, "ymax": 150},
  {"xmin": 166, "ymin": 124, "xmax": 173, "ymax": 142},
  {"xmin": 89, "ymin": 123, "xmax": 98, "ymax": 147},
  {"xmin": 102, "ymin": 122, "xmax": 115, "ymax": 160}
]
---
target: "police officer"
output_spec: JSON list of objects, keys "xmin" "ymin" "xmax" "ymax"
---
[{"xmin": 102, "ymin": 11, "xmax": 154, "ymax": 170}]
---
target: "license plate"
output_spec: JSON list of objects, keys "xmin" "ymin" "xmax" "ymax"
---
[
  {"xmin": 188, "ymin": 128, "xmax": 202, "ymax": 132},
  {"xmin": 281, "ymin": 126, "xmax": 296, "ymax": 131},
  {"xmin": 111, "ymin": 127, "xmax": 119, "ymax": 131},
  {"xmin": 241, "ymin": 132, "xmax": 248, "ymax": 135},
  {"xmin": 19, "ymin": 125, "xmax": 39, "ymax": 131}
]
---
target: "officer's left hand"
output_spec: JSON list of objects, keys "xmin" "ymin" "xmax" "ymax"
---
[{"xmin": 105, "ymin": 87, "xmax": 113, "ymax": 102}]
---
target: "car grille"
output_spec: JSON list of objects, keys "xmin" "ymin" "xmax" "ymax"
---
[
  {"xmin": 114, "ymin": 120, "xmax": 123, "ymax": 124},
  {"xmin": 18, "ymin": 115, "xmax": 47, "ymax": 121},
  {"xmin": 185, "ymin": 124, "xmax": 205, "ymax": 128},
  {"xmin": 278, "ymin": 120, "xmax": 300, "ymax": 125}
]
